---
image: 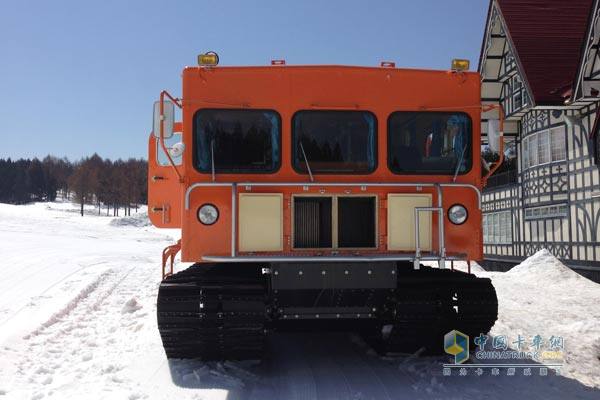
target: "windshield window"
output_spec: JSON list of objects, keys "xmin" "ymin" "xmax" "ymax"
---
[
  {"xmin": 292, "ymin": 111, "xmax": 377, "ymax": 174},
  {"xmin": 388, "ymin": 112, "xmax": 472, "ymax": 175},
  {"xmin": 194, "ymin": 109, "xmax": 281, "ymax": 173}
]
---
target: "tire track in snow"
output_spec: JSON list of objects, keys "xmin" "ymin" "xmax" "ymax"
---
[
  {"xmin": 252, "ymin": 333, "xmax": 438, "ymax": 400},
  {"xmin": 307, "ymin": 336, "xmax": 352, "ymax": 400},
  {"xmin": 0, "ymin": 261, "xmax": 110, "ymax": 328},
  {"xmin": 315, "ymin": 334, "xmax": 392, "ymax": 400},
  {"xmin": 23, "ymin": 262, "xmax": 141, "ymax": 339},
  {"xmin": 271, "ymin": 334, "xmax": 318, "ymax": 400},
  {"xmin": 11, "ymin": 261, "xmax": 156, "ymax": 399},
  {"xmin": 23, "ymin": 269, "xmax": 113, "ymax": 339},
  {"xmin": 88, "ymin": 264, "xmax": 140, "ymax": 311}
]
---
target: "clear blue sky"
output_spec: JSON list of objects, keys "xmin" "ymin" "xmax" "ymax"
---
[{"xmin": 0, "ymin": 0, "xmax": 488, "ymax": 161}]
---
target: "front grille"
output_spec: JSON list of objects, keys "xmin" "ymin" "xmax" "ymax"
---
[
  {"xmin": 293, "ymin": 197, "xmax": 332, "ymax": 248},
  {"xmin": 337, "ymin": 197, "xmax": 376, "ymax": 248},
  {"xmin": 293, "ymin": 196, "xmax": 376, "ymax": 249}
]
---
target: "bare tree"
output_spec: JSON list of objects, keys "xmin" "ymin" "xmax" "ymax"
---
[
  {"xmin": 69, "ymin": 158, "xmax": 93, "ymax": 216},
  {"xmin": 0, "ymin": 155, "xmax": 148, "ymax": 211}
]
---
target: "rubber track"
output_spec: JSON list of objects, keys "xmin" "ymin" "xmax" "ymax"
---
[
  {"xmin": 157, "ymin": 264, "xmax": 268, "ymax": 360},
  {"xmin": 157, "ymin": 265, "xmax": 497, "ymax": 360},
  {"xmin": 368, "ymin": 266, "xmax": 498, "ymax": 354}
]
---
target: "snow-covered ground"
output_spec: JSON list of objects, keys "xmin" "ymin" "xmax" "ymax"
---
[{"xmin": 0, "ymin": 202, "xmax": 599, "ymax": 400}]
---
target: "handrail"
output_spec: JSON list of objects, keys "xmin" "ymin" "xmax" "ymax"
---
[
  {"xmin": 184, "ymin": 181, "xmax": 479, "ymax": 266},
  {"xmin": 184, "ymin": 182, "xmax": 239, "ymax": 210},
  {"xmin": 231, "ymin": 183, "xmax": 237, "ymax": 257},
  {"xmin": 415, "ymin": 206, "xmax": 444, "ymax": 269},
  {"xmin": 184, "ymin": 181, "xmax": 482, "ymax": 210},
  {"xmin": 202, "ymin": 254, "xmax": 467, "ymax": 263}
]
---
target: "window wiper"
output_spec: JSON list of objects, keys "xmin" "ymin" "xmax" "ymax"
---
[
  {"xmin": 453, "ymin": 143, "xmax": 468, "ymax": 182},
  {"xmin": 210, "ymin": 139, "xmax": 216, "ymax": 182},
  {"xmin": 299, "ymin": 141, "xmax": 314, "ymax": 182}
]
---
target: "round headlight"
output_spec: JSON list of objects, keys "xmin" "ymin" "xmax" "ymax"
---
[
  {"xmin": 448, "ymin": 204, "xmax": 468, "ymax": 225},
  {"xmin": 197, "ymin": 204, "xmax": 219, "ymax": 225}
]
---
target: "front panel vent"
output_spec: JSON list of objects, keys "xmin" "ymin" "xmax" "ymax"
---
[
  {"xmin": 337, "ymin": 197, "xmax": 376, "ymax": 248},
  {"xmin": 293, "ymin": 197, "xmax": 332, "ymax": 248}
]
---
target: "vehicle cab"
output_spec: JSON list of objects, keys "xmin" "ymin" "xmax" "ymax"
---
[{"xmin": 149, "ymin": 56, "xmax": 502, "ymax": 274}]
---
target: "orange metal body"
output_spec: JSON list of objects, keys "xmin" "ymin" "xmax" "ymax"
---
[{"xmin": 148, "ymin": 65, "xmax": 486, "ymax": 266}]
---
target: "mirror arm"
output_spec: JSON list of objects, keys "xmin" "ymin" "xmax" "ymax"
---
[
  {"xmin": 161, "ymin": 90, "xmax": 182, "ymax": 109},
  {"xmin": 482, "ymin": 104, "xmax": 505, "ymax": 187},
  {"xmin": 159, "ymin": 90, "xmax": 184, "ymax": 183}
]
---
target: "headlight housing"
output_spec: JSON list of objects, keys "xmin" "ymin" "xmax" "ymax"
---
[
  {"xmin": 197, "ymin": 204, "xmax": 219, "ymax": 225},
  {"xmin": 448, "ymin": 204, "xmax": 468, "ymax": 225}
]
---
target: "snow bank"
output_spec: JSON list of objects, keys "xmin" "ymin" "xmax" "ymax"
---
[
  {"xmin": 507, "ymin": 249, "xmax": 594, "ymax": 283},
  {"xmin": 109, "ymin": 212, "xmax": 151, "ymax": 227},
  {"xmin": 489, "ymin": 249, "xmax": 600, "ymax": 388}
]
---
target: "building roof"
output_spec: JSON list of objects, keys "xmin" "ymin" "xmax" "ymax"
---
[{"xmin": 495, "ymin": 0, "xmax": 594, "ymax": 105}]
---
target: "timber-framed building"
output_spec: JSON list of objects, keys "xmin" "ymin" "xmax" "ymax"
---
[{"xmin": 479, "ymin": 0, "xmax": 600, "ymax": 279}]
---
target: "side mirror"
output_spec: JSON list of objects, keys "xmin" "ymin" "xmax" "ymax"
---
[
  {"xmin": 168, "ymin": 141, "xmax": 185, "ymax": 158},
  {"xmin": 153, "ymin": 101, "xmax": 174, "ymax": 139},
  {"xmin": 487, "ymin": 119, "xmax": 501, "ymax": 154}
]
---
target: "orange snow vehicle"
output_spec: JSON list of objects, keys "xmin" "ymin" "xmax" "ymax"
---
[{"xmin": 148, "ymin": 53, "xmax": 500, "ymax": 360}]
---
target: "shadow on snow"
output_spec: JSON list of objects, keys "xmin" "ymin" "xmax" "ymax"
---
[{"xmin": 166, "ymin": 332, "xmax": 600, "ymax": 400}]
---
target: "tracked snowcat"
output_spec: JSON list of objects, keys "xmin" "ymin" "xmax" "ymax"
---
[{"xmin": 148, "ymin": 53, "xmax": 500, "ymax": 360}]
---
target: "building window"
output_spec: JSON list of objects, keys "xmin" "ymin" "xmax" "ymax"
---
[
  {"xmin": 528, "ymin": 134, "xmax": 538, "ymax": 166},
  {"xmin": 522, "ymin": 91, "xmax": 529, "ymax": 107},
  {"xmin": 550, "ymin": 127, "xmax": 566, "ymax": 162},
  {"xmin": 538, "ymin": 132, "xmax": 550, "ymax": 164},
  {"xmin": 483, "ymin": 211, "xmax": 512, "ymax": 244},
  {"xmin": 512, "ymin": 75, "xmax": 523, "ymax": 110},
  {"xmin": 524, "ymin": 204, "xmax": 568, "ymax": 220},
  {"xmin": 523, "ymin": 137, "xmax": 529, "ymax": 169},
  {"xmin": 522, "ymin": 128, "xmax": 566, "ymax": 169},
  {"xmin": 596, "ymin": 129, "xmax": 600, "ymax": 166}
]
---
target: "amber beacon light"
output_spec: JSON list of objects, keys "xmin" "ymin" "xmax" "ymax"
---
[
  {"xmin": 451, "ymin": 59, "xmax": 470, "ymax": 71},
  {"xmin": 198, "ymin": 51, "xmax": 219, "ymax": 67}
]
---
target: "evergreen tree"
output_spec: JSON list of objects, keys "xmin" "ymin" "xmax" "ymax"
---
[{"xmin": 27, "ymin": 158, "xmax": 46, "ymax": 201}]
